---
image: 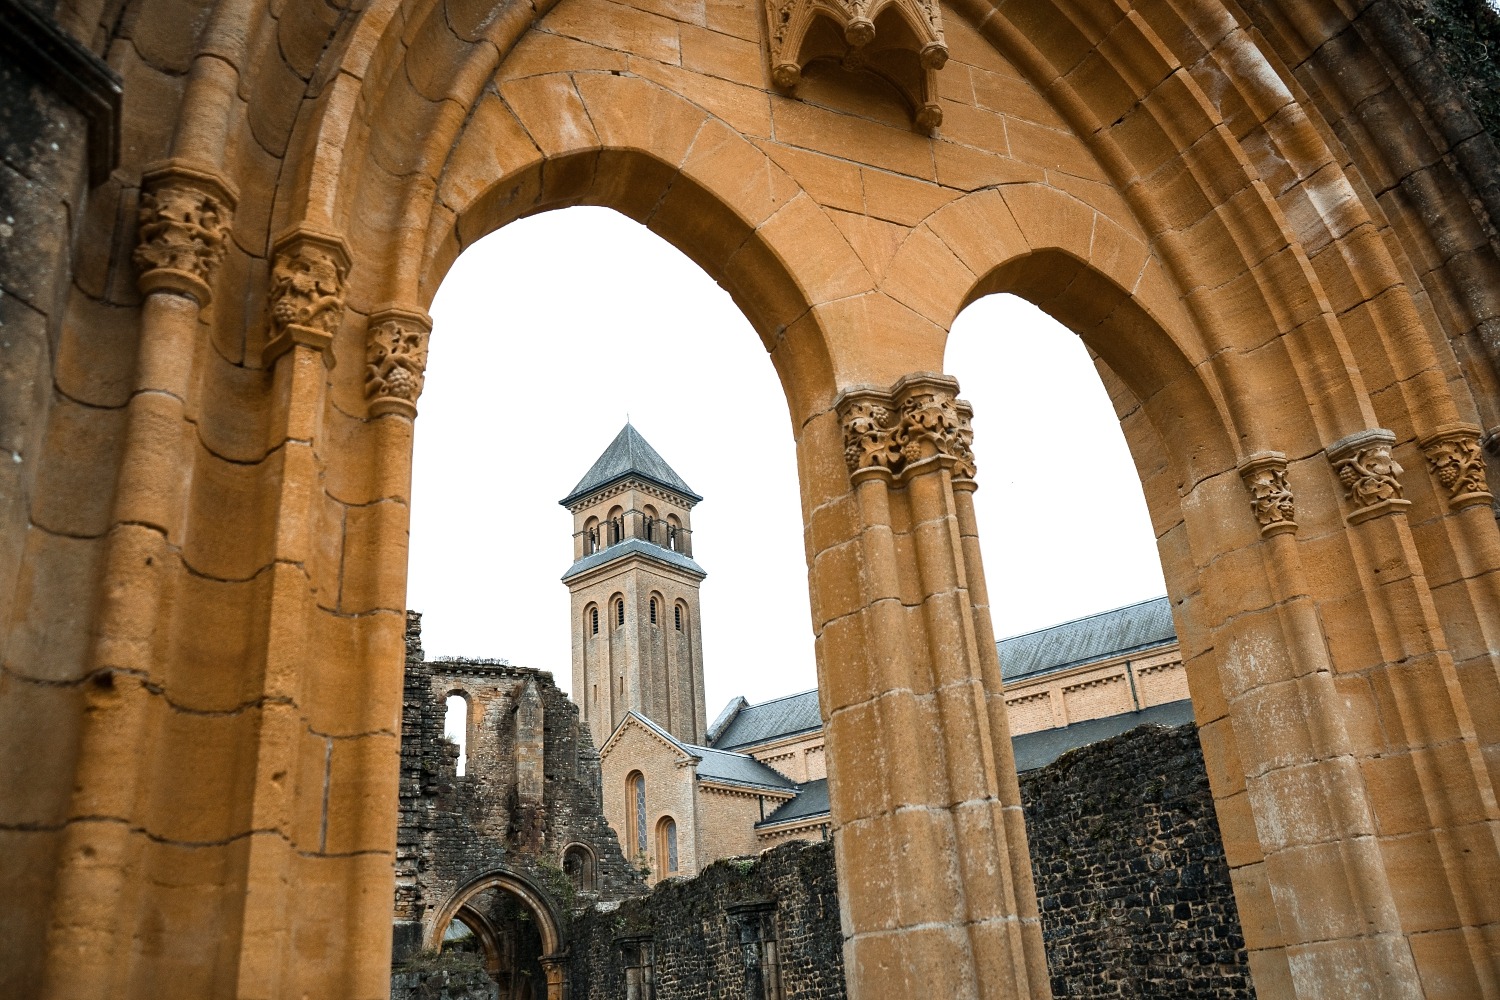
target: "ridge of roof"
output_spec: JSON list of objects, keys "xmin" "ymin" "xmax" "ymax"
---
[{"xmin": 561, "ymin": 423, "xmax": 701, "ymax": 507}]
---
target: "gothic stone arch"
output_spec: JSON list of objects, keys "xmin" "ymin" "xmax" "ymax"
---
[
  {"xmin": 4, "ymin": 1, "xmax": 1500, "ymax": 999},
  {"xmin": 430, "ymin": 868, "xmax": 570, "ymax": 1000}
]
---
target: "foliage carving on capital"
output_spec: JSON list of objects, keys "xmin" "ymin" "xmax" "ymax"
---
[
  {"xmin": 1238, "ymin": 452, "xmax": 1296, "ymax": 537},
  {"xmin": 263, "ymin": 228, "xmax": 352, "ymax": 367},
  {"xmin": 366, "ymin": 306, "xmax": 431, "ymax": 418},
  {"xmin": 764, "ymin": 0, "xmax": 948, "ymax": 132},
  {"xmin": 837, "ymin": 374, "xmax": 975, "ymax": 482},
  {"xmin": 1327, "ymin": 429, "xmax": 1410, "ymax": 524},
  {"xmin": 133, "ymin": 160, "xmax": 237, "ymax": 305},
  {"xmin": 1418, "ymin": 423, "xmax": 1493, "ymax": 512}
]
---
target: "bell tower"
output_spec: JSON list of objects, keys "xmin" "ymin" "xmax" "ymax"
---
[{"xmin": 562, "ymin": 424, "xmax": 708, "ymax": 747}]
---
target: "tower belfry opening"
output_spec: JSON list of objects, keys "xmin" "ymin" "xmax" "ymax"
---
[{"xmin": 562, "ymin": 424, "xmax": 709, "ymax": 747}]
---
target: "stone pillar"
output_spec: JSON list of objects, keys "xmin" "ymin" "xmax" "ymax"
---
[
  {"xmin": 516, "ymin": 676, "xmax": 545, "ymax": 852},
  {"xmin": 540, "ymin": 952, "xmax": 571, "ymax": 1000},
  {"xmin": 820, "ymin": 373, "xmax": 1048, "ymax": 1000},
  {"xmin": 39, "ymin": 159, "xmax": 235, "ymax": 1000}
]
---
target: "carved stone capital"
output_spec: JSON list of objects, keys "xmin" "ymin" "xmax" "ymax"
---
[
  {"xmin": 764, "ymin": 0, "xmax": 948, "ymax": 132},
  {"xmin": 1238, "ymin": 451, "xmax": 1297, "ymax": 537},
  {"xmin": 1327, "ymin": 429, "xmax": 1410, "ymax": 525},
  {"xmin": 1418, "ymin": 422, "xmax": 1493, "ymax": 512},
  {"xmin": 836, "ymin": 373, "xmax": 975, "ymax": 484},
  {"xmin": 366, "ymin": 305, "xmax": 431, "ymax": 418},
  {"xmin": 263, "ymin": 227, "xmax": 352, "ymax": 368},
  {"xmin": 133, "ymin": 159, "xmax": 238, "ymax": 305}
]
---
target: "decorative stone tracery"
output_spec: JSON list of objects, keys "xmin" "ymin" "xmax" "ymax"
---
[
  {"xmin": 1418, "ymin": 423, "xmax": 1493, "ymax": 512},
  {"xmin": 763, "ymin": 0, "xmax": 948, "ymax": 131},
  {"xmin": 1327, "ymin": 428, "xmax": 1410, "ymax": 524},
  {"xmin": 133, "ymin": 160, "xmax": 236, "ymax": 304},
  {"xmin": 366, "ymin": 305, "xmax": 432, "ymax": 418},
  {"xmin": 1238, "ymin": 452, "xmax": 1297, "ymax": 537},
  {"xmin": 836, "ymin": 373, "xmax": 975, "ymax": 481},
  {"xmin": 264, "ymin": 228, "xmax": 352, "ymax": 367}
]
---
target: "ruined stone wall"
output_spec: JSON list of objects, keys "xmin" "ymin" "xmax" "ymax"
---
[
  {"xmin": 567, "ymin": 839, "xmax": 845, "ymax": 1000},
  {"xmin": 1019, "ymin": 723, "xmax": 1253, "ymax": 998},
  {"xmin": 394, "ymin": 612, "xmax": 643, "ymax": 960},
  {"xmin": 567, "ymin": 724, "xmax": 1252, "ymax": 999}
]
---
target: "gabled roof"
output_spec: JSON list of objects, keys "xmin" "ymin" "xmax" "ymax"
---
[
  {"xmin": 687, "ymin": 743, "xmax": 798, "ymax": 792},
  {"xmin": 998, "ymin": 595, "xmax": 1176, "ymax": 683},
  {"xmin": 561, "ymin": 423, "xmax": 701, "ymax": 507},
  {"xmin": 605, "ymin": 710, "xmax": 798, "ymax": 793},
  {"xmin": 710, "ymin": 689, "xmax": 821, "ymax": 751},
  {"xmin": 756, "ymin": 778, "xmax": 829, "ymax": 827}
]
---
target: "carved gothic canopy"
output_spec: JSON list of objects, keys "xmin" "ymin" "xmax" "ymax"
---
[{"xmin": 764, "ymin": 0, "xmax": 949, "ymax": 131}]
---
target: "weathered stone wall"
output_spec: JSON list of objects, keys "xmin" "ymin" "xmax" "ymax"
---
[
  {"xmin": 1021, "ymin": 724, "xmax": 1253, "ymax": 998},
  {"xmin": 568, "ymin": 839, "xmax": 845, "ymax": 1000},
  {"xmin": 567, "ymin": 724, "xmax": 1252, "ymax": 999},
  {"xmin": 395, "ymin": 612, "xmax": 644, "ymax": 960}
]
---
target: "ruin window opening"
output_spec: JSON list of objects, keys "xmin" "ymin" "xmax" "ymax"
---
[
  {"xmin": 443, "ymin": 693, "xmax": 469, "ymax": 776},
  {"xmin": 563, "ymin": 844, "xmax": 597, "ymax": 892}
]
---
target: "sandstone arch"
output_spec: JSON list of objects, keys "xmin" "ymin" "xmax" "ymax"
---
[
  {"xmin": 4, "ymin": 1, "xmax": 1500, "ymax": 999},
  {"xmin": 429, "ymin": 869, "xmax": 569, "ymax": 1000}
]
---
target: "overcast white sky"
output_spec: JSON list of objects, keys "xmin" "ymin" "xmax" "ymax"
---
[{"xmin": 408, "ymin": 207, "xmax": 1166, "ymax": 715}]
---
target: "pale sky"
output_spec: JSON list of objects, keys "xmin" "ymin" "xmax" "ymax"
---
[{"xmin": 409, "ymin": 207, "xmax": 1166, "ymax": 716}]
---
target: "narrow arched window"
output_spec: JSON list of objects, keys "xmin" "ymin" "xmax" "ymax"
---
[
  {"xmin": 444, "ymin": 694, "xmax": 469, "ymax": 776},
  {"xmin": 650, "ymin": 597, "xmax": 658, "ymax": 625},
  {"xmin": 674, "ymin": 605, "xmax": 684, "ymax": 631},
  {"xmin": 616, "ymin": 599, "xmax": 625, "ymax": 627},
  {"xmin": 626, "ymin": 771, "xmax": 647, "ymax": 860},
  {"xmin": 591, "ymin": 606, "xmax": 599, "ymax": 634},
  {"xmin": 657, "ymin": 816, "xmax": 679, "ymax": 874}
]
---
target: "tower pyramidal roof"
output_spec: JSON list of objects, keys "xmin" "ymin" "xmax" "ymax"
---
[{"xmin": 561, "ymin": 423, "xmax": 701, "ymax": 507}]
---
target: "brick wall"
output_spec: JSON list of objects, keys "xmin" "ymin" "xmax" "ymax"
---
[{"xmin": 568, "ymin": 723, "xmax": 1253, "ymax": 999}]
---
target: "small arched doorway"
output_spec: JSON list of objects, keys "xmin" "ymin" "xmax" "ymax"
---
[{"xmin": 428, "ymin": 870, "xmax": 568, "ymax": 1000}]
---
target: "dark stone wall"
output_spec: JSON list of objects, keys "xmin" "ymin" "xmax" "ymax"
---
[
  {"xmin": 568, "ymin": 839, "xmax": 845, "ymax": 1000},
  {"xmin": 566, "ymin": 723, "xmax": 1253, "ymax": 1000},
  {"xmin": 394, "ymin": 611, "xmax": 644, "ymax": 964},
  {"xmin": 1021, "ymin": 723, "xmax": 1253, "ymax": 998}
]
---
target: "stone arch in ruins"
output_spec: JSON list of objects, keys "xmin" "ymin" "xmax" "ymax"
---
[{"xmin": 4, "ymin": 1, "xmax": 1500, "ymax": 1000}]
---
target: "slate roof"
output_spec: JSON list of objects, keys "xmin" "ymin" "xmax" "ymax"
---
[
  {"xmin": 560, "ymin": 536, "xmax": 707, "ymax": 583},
  {"xmin": 1012, "ymin": 699, "xmax": 1194, "ymax": 771},
  {"xmin": 710, "ymin": 688, "xmax": 822, "ymax": 751},
  {"xmin": 998, "ymin": 595, "xmax": 1176, "ymax": 683},
  {"xmin": 756, "ymin": 778, "xmax": 829, "ymax": 828},
  {"xmin": 687, "ymin": 743, "xmax": 800, "ymax": 792},
  {"xmin": 619, "ymin": 711, "xmax": 797, "ymax": 792},
  {"xmin": 561, "ymin": 423, "xmax": 701, "ymax": 507}
]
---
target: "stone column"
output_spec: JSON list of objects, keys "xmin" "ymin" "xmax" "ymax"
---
[
  {"xmin": 821, "ymin": 373, "xmax": 1048, "ymax": 1000},
  {"xmin": 539, "ymin": 953, "xmax": 571, "ymax": 1000},
  {"xmin": 40, "ymin": 159, "xmax": 235, "ymax": 1000}
]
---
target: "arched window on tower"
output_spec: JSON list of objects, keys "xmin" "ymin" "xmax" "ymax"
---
[
  {"xmin": 589, "ymin": 606, "xmax": 599, "ymax": 635},
  {"xmin": 657, "ymin": 816, "xmax": 679, "ymax": 875},
  {"xmin": 674, "ymin": 603, "xmax": 684, "ymax": 632},
  {"xmin": 626, "ymin": 771, "xmax": 647, "ymax": 861},
  {"xmin": 616, "ymin": 599, "xmax": 625, "ymax": 627},
  {"xmin": 650, "ymin": 597, "xmax": 658, "ymax": 625},
  {"xmin": 584, "ymin": 516, "xmax": 600, "ymax": 555}
]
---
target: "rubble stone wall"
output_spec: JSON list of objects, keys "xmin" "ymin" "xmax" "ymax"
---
[{"xmin": 394, "ymin": 612, "xmax": 643, "ymax": 961}]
